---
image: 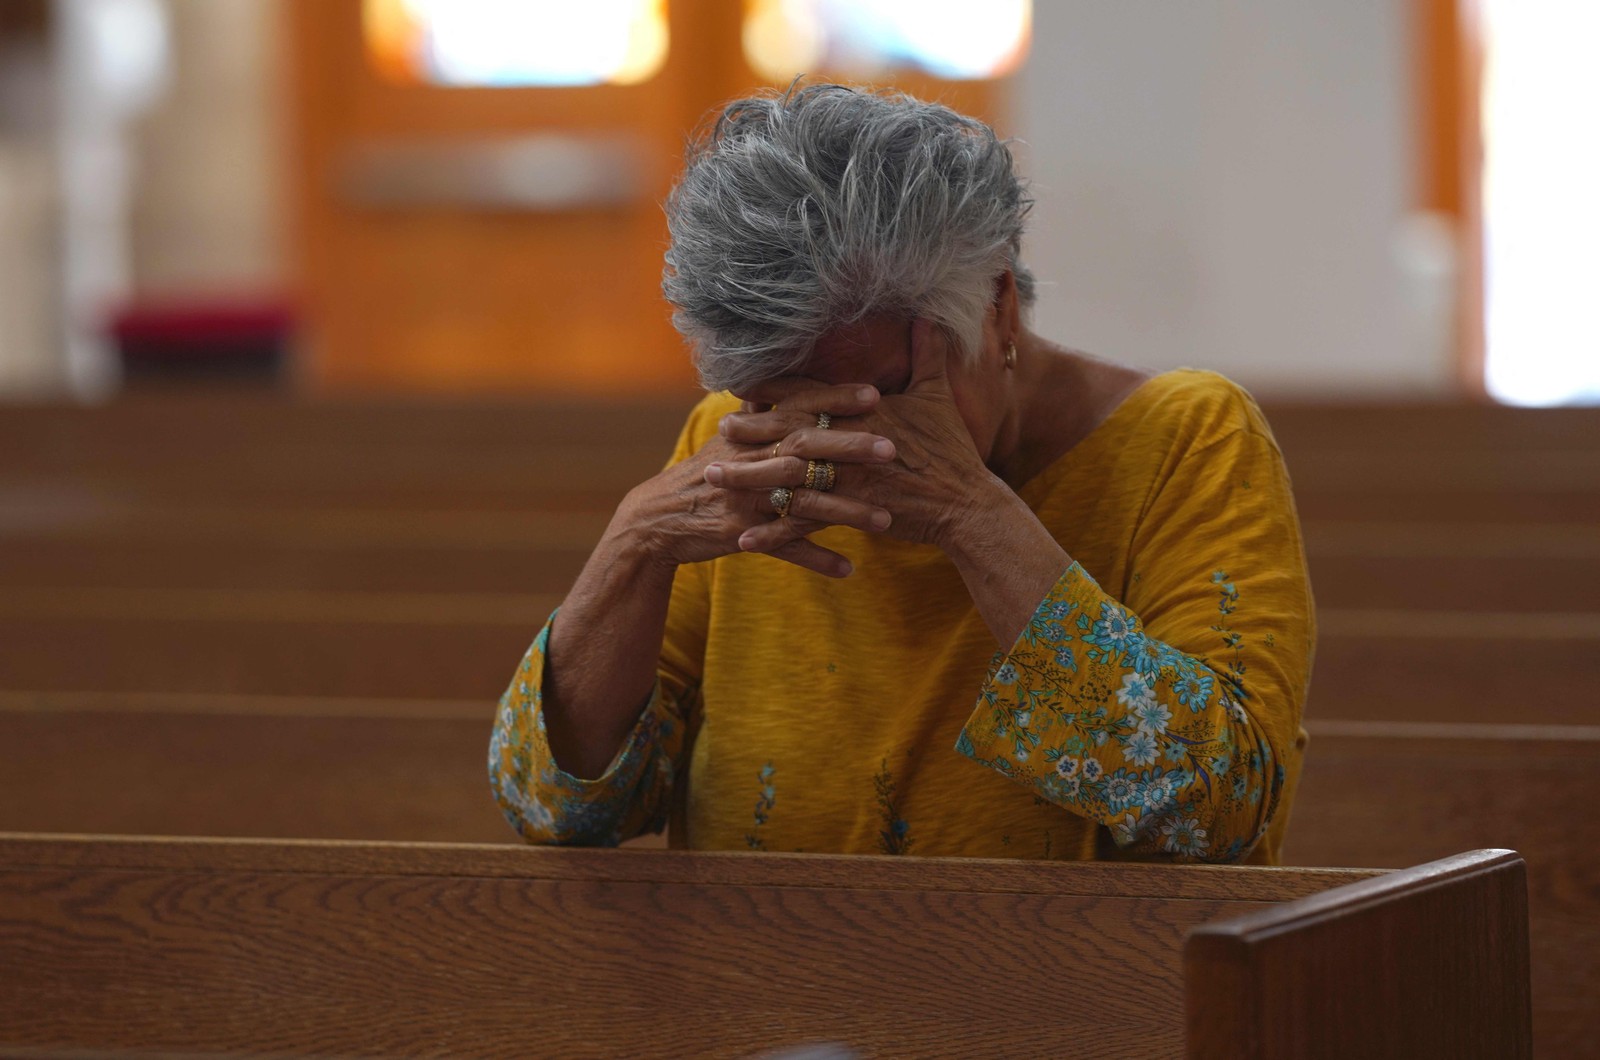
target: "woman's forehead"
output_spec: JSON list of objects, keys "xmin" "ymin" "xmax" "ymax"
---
[{"xmin": 804, "ymin": 315, "xmax": 913, "ymax": 393}]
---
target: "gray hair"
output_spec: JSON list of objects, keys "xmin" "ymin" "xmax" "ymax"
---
[{"xmin": 663, "ymin": 83, "xmax": 1035, "ymax": 393}]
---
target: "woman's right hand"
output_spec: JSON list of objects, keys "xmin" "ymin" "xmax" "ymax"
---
[{"xmin": 620, "ymin": 382, "xmax": 897, "ymax": 578}]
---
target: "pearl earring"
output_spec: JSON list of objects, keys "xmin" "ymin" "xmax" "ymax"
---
[{"xmin": 1004, "ymin": 341, "xmax": 1018, "ymax": 369}]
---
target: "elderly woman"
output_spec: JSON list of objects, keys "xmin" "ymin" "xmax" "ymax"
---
[{"xmin": 489, "ymin": 84, "xmax": 1313, "ymax": 864}]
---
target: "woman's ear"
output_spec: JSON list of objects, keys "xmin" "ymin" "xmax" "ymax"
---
[
  {"xmin": 991, "ymin": 269, "xmax": 1021, "ymax": 343},
  {"xmin": 985, "ymin": 270, "xmax": 1024, "ymax": 352}
]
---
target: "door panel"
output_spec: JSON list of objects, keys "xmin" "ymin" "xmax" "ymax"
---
[{"xmin": 287, "ymin": 1, "xmax": 1014, "ymax": 394}]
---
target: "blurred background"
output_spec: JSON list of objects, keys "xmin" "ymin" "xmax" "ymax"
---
[
  {"xmin": 2, "ymin": 6, "xmax": 1599, "ymax": 1053},
  {"xmin": 0, "ymin": 0, "xmax": 1594, "ymax": 404}
]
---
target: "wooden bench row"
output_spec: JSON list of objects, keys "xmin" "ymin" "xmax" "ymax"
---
[
  {"xmin": 4, "ymin": 395, "xmax": 1595, "ymax": 461},
  {"xmin": 2, "ymin": 600, "xmax": 1592, "ymax": 725},
  {"xmin": 0, "ymin": 396, "xmax": 1582, "ymax": 1055},
  {"xmin": 0, "ymin": 698, "xmax": 1590, "ymax": 1054},
  {"xmin": 3, "ymin": 396, "xmax": 1598, "ymax": 519},
  {"xmin": 3, "ymin": 519, "xmax": 1596, "ymax": 611},
  {"xmin": 0, "ymin": 835, "xmax": 1530, "ymax": 1058},
  {"xmin": 5, "ymin": 466, "xmax": 1597, "ymax": 523},
  {"xmin": 4, "ymin": 391, "xmax": 1596, "ymax": 459}
]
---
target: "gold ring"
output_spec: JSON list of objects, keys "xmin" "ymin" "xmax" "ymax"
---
[
  {"xmin": 771, "ymin": 442, "xmax": 782, "ymax": 461},
  {"xmin": 816, "ymin": 412, "xmax": 831, "ymax": 430},
  {"xmin": 804, "ymin": 459, "xmax": 837, "ymax": 493},
  {"xmin": 769, "ymin": 487, "xmax": 794, "ymax": 518}
]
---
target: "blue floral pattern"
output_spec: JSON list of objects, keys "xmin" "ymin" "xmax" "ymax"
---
[
  {"xmin": 956, "ymin": 563, "xmax": 1285, "ymax": 864},
  {"xmin": 488, "ymin": 617, "xmax": 690, "ymax": 845},
  {"xmin": 872, "ymin": 758, "xmax": 914, "ymax": 855},
  {"xmin": 745, "ymin": 762, "xmax": 777, "ymax": 850}
]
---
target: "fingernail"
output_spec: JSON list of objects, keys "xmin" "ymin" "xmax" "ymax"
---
[
  {"xmin": 837, "ymin": 559, "xmax": 854, "ymax": 576},
  {"xmin": 738, "ymin": 532, "xmax": 758, "ymax": 551},
  {"xmin": 718, "ymin": 416, "xmax": 730, "ymax": 436},
  {"xmin": 704, "ymin": 464, "xmax": 724, "ymax": 484},
  {"xmin": 856, "ymin": 386, "xmax": 876, "ymax": 402},
  {"xmin": 873, "ymin": 439, "xmax": 895, "ymax": 459},
  {"xmin": 870, "ymin": 510, "xmax": 891, "ymax": 530}
]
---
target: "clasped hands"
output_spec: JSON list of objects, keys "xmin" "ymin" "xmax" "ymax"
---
[{"xmin": 651, "ymin": 318, "xmax": 994, "ymax": 578}]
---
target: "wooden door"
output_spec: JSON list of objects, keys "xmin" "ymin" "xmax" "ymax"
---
[{"xmin": 286, "ymin": 1, "xmax": 1014, "ymax": 395}]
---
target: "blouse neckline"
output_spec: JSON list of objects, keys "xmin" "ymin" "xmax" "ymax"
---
[{"xmin": 1014, "ymin": 369, "xmax": 1190, "ymax": 506}]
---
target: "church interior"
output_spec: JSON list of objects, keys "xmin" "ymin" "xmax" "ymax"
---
[{"xmin": 0, "ymin": 2, "xmax": 1594, "ymax": 1056}]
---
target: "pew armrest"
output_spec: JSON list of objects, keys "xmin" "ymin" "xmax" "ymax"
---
[{"xmin": 1184, "ymin": 848, "xmax": 1531, "ymax": 1060}]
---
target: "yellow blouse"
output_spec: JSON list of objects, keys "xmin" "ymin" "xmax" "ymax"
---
[{"xmin": 490, "ymin": 370, "xmax": 1315, "ymax": 864}]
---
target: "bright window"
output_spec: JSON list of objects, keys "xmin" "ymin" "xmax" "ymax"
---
[
  {"xmin": 1479, "ymin": 1, "xmax": 1600, "ymax": 405},
  {"xmin": 364, "ymin": 0, "xmax": 669, "ymax": 88},
  {"xmin": 743, "ymin": 0, "xmax": 1030, "ymax": 83}
]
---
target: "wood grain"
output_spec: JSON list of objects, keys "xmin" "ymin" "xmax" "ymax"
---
[
  {"xmin": 1187, "ymin": 849, "xmax": 1530, "ymax": 1059},
  {"xmin": 1289, "ymin": 727, "xmax": 1600, "ymax": 1058},
  {"xmin": 0, "ymin": 834, "xmax": 1371, "ymax": 899},
  {"xmin": 0, "ymin": 837, "xmax": 1369, "ymax": 1058},
  {"xmin": 2, "ymin": 704, "xmax": 1589, "ymax": 1052}
]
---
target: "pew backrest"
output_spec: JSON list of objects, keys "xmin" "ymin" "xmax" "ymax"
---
[
  {"xmin": 1186, "ymin": 848, "xmax": 1530, "ymax": 1060},
  {"xmin": 0, "ymin": 835, "xmax": 1361, "ymax": 1058},
  {"xmin": 0, "ymin": 837, "xmax": 1527, "ymax": 1058}
]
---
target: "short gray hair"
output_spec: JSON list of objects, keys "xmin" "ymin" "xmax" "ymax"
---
[{"xmin": 663, "ymin": 83, "xmax": 1035, "ymax": 393}]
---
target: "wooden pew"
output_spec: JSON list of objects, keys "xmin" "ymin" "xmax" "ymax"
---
[
  {"xmin": 1287, "ymin": 720, "xmax": 1600, "ymax": 1058},
  {"xmin": 0, "ymin": 836, "xmax": 1528, "ymax": 1058},
  {"xmin": 1, "ymin": 699, "xmax": 1583, "ymax": 1052},
  {"xmin": 4, "ymin": 507, "xmax": 1598, "ymax": 613},
  {"xmin": 3, "ymin": 591, "xmax": 1593, "ymax": 726},
  {"xmin": 1, "ymin": 703, "xmax": 1578, "ymax": 1050},
  {"xmin": 1306, "ymin": 529, "xmax": 1600, "ymax": 612},
  {"xmin": 1185, "ymin": 848, "xmax": 1529, "ymax": 1060},
  {"xmin": 1263, "ymin": 399, "xmax": 1600, "ymax": 452},
  {"xmin": 0, "ymin": 691, "xmax": 513, "ymax": 844},
  {"xmin": 3, "ymin": 395, "xmax": 1597, "ymax": 522}
]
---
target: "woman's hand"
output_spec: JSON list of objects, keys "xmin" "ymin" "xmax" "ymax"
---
[
  {"xmin": 623, "ymin": 382, "xmax": 897, "ymax": 578},
  {"xmin": 712, "ymin": 318, "xmax": 1072, "ymax": 647},
  {"xmin": 716, "ymin": 319, "xmax": 1001, "ymax": 555}
]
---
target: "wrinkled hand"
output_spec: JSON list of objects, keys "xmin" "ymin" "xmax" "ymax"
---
[
  {"xmin": 625, "ymin": 382, "xmax": 896, "ymax": 578},
  {"xmin": 715, "ymin": 319, "xmax": 994, "ymax": 556}
]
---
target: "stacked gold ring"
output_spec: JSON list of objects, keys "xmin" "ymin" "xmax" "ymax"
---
[
  {"xmin": 769, "ymin": 487, "xmax": 794, "ymax": 517},
  {"xmin": 804, "ymin": 459, "xmax": 837, "ymax": 493}
]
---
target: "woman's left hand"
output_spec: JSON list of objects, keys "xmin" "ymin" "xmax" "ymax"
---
[{"xmin": 715, "ymin": 318, "xmax": 1003, "ymax": 555}]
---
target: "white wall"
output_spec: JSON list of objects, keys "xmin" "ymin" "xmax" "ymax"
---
[
  {"xmin": 26, "ymin": 1, "xmax": 1450, "ymax": 397},
  {"xmin": 1016, "ymin": 0, "xmax": 1450, "ymax": 396},
  {"xmin": 130, "ymin": 0, "xmax": 283, "ymax": 298}
]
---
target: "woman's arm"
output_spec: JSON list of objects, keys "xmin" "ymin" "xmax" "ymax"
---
[
  {"xmin": 937, "ymin": 474, "xmax": 1073, "ymax": 648},
  {"xmin": 491, "ymin": 387, "xmax": 898, "ymax": 843},
  {"xmin": 539, "ymin": 501, "xmax": 681, "ymax": 780},
  {"xmin": 714, "ymin": 323, "xmax": 1311, "ymax": 863},
  {"xmin": 957, "ymin": 428, "xmax": 1313, "ymax": 864},
  {"xmin": 544, "ymin": 390, "xmax": 895, "ymax": 777}
]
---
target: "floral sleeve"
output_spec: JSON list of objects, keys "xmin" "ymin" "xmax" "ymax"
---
[
  {"xmin": 955, "ymin": 429, "xmax": 1312, "ymax": 864},
  {"xmin": 489, "ymin": 403, "xmax": 716, "ymax": 847},
  {"xmin": 487, "ymin": 612, "xmax": 695, "ymax": 845}
]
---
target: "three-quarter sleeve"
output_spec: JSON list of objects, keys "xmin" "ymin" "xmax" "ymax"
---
[
  {"xmin": 487, "ymin": 605, "xmax": 700, "ymax": 846},
  {"xmin": 488, "ymin": 401, "xmax": 719, "ymax": 847},
  {"xmin": 955, "ymin": 427, "xmax": 1314, "ymax": 864}
]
